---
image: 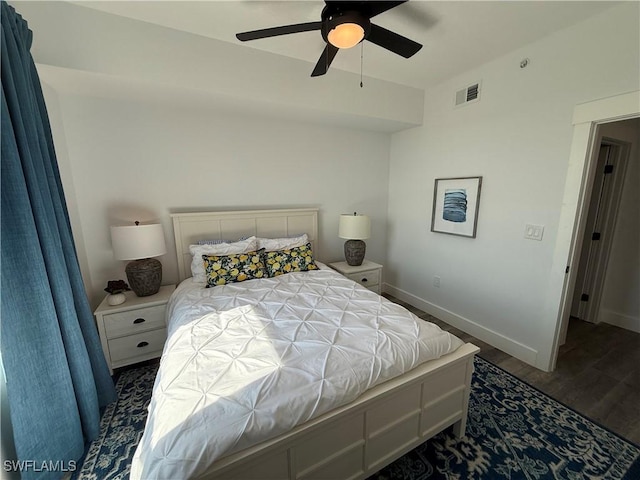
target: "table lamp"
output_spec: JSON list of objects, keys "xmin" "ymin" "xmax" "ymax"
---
[
  {"xmin": 338, "ymin": 213, "xmax": 371, "ymax": 266},
  {"xmin": 110, "ymin": 222, "xmax": 167, "ymax": 297}
]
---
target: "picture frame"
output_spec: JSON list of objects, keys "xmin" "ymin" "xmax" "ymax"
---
[{"xmin": 431, "ymin": 176, "xmax": 482, "ymax": 238}]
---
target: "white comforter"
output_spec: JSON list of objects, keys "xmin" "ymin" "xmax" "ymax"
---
[{"xmin": 131, "ymin": 265, "xmax": 463, "ymax": 479}]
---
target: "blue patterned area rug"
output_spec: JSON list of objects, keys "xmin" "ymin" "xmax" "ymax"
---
[
  {"xmin": 75, "ymin": 357, "xmax": 640, "ymax": 479},
  {"xmin": 73, "ymin": 364, "xmax": 158, "ymax": 479}
]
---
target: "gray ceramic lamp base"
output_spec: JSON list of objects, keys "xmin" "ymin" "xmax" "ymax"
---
[
  {"xmin": 125, "ymin": 258, "xmax": 162, "ymax": 297},
  {"xmin": 344, "ymin": 239, "xmax": 366, "ymax": 266}
]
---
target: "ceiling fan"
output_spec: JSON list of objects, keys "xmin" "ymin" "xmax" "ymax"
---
[{"xmin": 236, "ymin": 1, "xmax": 422, "ymax": 77}]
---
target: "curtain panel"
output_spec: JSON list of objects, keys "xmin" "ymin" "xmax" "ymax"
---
[{"xmin": 1, "ymin": 3, "xmax": 116, "ymax": 478}]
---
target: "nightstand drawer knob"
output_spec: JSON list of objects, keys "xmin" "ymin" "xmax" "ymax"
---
[
  {"xmin": 133, "ymin": 318, "xmax": 146, "ymax": 324},
  {"xmin": 361, "ymin": 278, "xmax": 368, "ymax": 283},
  {"xmin": 137, "ymin": 341, "xmax": 149, "ymax": 348}
]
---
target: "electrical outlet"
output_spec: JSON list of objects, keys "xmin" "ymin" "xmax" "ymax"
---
[
  {"xmin": 433, "ymin": 276, "xmax": 441, "ymax": 288},
  {"xmin": 524, "ymin": 224, "xmax": 544, "ymax": 241}
]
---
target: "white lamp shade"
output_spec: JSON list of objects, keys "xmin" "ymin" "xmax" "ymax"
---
[
  {"xmin": 338, "ymin": 214, "xmax": 371, "ymax": 240},
  {"xmin": 110, "ymin": 223, "xmax": 167, "ymax": 261}
]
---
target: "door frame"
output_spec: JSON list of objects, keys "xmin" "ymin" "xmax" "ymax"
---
[
  {"xmin": 541, "ymin": 90, "xmax": 639, "ymax": 372},
  {"xmin": 570, "ymin": 138, "xmax": 631, "ymax": 326}
]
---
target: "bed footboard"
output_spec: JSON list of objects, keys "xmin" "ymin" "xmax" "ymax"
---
[{"xmin": 201, "ymin": 343, "xmax": 479, "ymax": 480}]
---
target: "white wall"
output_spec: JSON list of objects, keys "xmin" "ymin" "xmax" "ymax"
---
[
  {"xmin": 385, "ymin": 2, "xmax": 640, "ymax": 370},
  {"xmin": 14, "ymin": 0, "xmax": 424, "ymax": 133},
  {"xmin": 598, "ymin": 119, "xmax": 640, "ymax": 332},
  {"xmin": 12, "ymin": 0, "xmax": 412, "ymax": 308},
  {"xmin": 45, "ymin": 92, "xmax": 391, "ymax": 306}
]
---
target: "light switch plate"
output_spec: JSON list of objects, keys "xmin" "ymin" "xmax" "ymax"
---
[{"xmin": 524, "ymin": 224, "xmax": 544, "ymax": 241}]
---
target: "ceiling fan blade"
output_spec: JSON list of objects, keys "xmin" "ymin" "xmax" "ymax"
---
[
  {"xmin": 324, "ymin": 1, "xmax": 407, "ymax": 19},
  {"xmin": 311, "ymin": 44, "xmax": 339, "ymax": 77},
  {"xmin": 236, "ymin": 22, "xmax": 322, "ymax": 41},
  {"xmin": 367, "ymin": 23, "xmax": 422, "ymax": 58},
  {"xmin": 361, "ymin": 1, "xmax": 408, "ymax": 19}
]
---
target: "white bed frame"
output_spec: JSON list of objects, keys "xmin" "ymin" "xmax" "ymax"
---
[{"xmin": 170, "ymin": 208, "xmax": 479, "ymax": 480}]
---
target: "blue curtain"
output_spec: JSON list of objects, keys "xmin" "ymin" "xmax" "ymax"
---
[{"xmin": 1, "ymin": 3, "xmax": 116, "ymax": 478}]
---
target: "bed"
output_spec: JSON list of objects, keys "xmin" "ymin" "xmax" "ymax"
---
[{"xmin": 131, "ymin": 208, "xmax": 479, "ymax": 480}]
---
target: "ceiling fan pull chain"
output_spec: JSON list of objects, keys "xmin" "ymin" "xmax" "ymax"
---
[{"xmin": 360, "ymin": 41, "xmax": 364, "ymax": 88}]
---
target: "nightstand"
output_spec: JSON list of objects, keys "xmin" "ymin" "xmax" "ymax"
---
[
  {"xmin": 94, "ymin": 284, "xmax": 175, "ymax": 374},
  {"xmin": 328, "ymin": 260, "xmax": 383, "ymax": 294}
]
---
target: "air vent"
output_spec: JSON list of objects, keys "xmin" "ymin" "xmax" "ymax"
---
[{"xmin": 455, "ymin": 82, "xmax": 481, "ymax": 107}]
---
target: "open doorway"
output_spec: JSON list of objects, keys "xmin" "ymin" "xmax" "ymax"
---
[
  {"xmin": 569, "ymin": 135, "xmax": 631, "ymax": 325},
  {"xmin": 539, "ymin": 90, "xmax": 640, "ymax": 371},
  {"xmin": 556, "ymin": 116, "xmax": 639, "ymax": 351}
]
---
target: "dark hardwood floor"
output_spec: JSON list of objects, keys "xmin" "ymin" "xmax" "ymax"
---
[{"xmin": 386, "ymin": 295, "xmax": 640, "ymax": 445}]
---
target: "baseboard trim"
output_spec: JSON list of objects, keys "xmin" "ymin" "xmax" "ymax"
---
[
  {"xmin": 383, "ymin": 283, "xmax": 538, "ymax": 367},
  {"xmin": 598, "ymin": 309, "xmax": 640, "ymax": 333}
]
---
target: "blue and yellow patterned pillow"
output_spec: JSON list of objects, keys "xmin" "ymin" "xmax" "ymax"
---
[
  {"xmin": 202, "ymin": 249, "xmax": 267, "ymax": 287},
  {"xmin": 263, "ymin": 243, "xmax": 318, "ymax": 277}
]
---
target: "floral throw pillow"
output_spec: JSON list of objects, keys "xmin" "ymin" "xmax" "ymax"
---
[
  {"xmin": 203, "ymin": 249, "xmax": 267, "ymax": 287},
  {"xmin": 263, "ymin": 243, "xmax": 318, "ymax": 277}
]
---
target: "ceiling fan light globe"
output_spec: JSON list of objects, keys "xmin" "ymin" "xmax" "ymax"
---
[{"xmin": 328, "ymin": 23, "xmax": 364, "ymax": 49}]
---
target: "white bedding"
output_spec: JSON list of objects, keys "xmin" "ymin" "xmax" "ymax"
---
[{"xmin": 131, "ymin": 264, "xmax": 463, "ymax": 479}]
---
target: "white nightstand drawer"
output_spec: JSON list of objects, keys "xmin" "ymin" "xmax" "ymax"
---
[
  {"xmin": 108, "ymin": 328, "xmax": 167, "ymax": 363},
  {"xmin": 95, "ymin": 285, "xmax": 175, "ymax": 374},
  {"xmin": 346, "ymin": 269, "xmax": 380, "ymax": 288},
  {"xmin": 328, "ymin": 261, "xmax": 383, "ymax": 296},
  {"xmin": 103, "ymin": 304, "xmax": 166, "ymax": 339}
]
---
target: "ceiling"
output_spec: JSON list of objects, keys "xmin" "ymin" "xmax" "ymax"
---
[{"xmin": 71, "ymin": 1, "xmax": 618, "ymax": 89}]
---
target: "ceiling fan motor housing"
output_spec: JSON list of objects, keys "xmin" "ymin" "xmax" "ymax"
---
[{"xmin": 321, "ymin": 7, "xmax": 371, "ymax": 45}]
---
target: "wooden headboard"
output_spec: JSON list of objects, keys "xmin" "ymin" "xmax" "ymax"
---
[{"xmin": 170, "ymin": 208, "xmax": 319, "ymax": 282}]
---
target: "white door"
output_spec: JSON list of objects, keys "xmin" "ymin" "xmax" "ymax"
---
[{"xmin": 570, "ymin": 142, "xmax": 621, "ymax": 322}]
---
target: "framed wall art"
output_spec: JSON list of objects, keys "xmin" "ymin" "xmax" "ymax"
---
[{"xmin": 431, "ymin": 176, "xmax": 482, "ymax": 238}]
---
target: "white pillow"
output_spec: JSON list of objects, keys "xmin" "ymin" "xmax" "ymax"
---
[
  {"xmin": 189, "ymin": 236, "xmax": 258, "ymax": 283},
  {"xmin": 257, "ymin": 233, "xmax": 308, "ymax": 252}
]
